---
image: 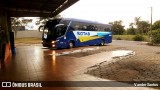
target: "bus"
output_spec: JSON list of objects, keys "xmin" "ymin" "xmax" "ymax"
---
[{"xmin": 41, "ymin": 18, "xmax": 112, "ymax": 49}]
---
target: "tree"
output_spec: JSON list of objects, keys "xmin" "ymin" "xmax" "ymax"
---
[
  {"xmin": 129, "ymin": 22, "xmax": 134, "ymax": 28},
  {"xmin": 127, "ymin": 22, "xmax": 136, "ymax": 35},
  {"xmin": 11, "ymin": 17, "xmax": 32, "ymax": 37},
  {"xmin": 148, "ymin": 20, "xmax": 160, "ymax": 45},
  {"xmin": 149, "ymin": 29, "xmax": 160, "ymax": 45},
  {"xmin": 152, "ymin": 20, "xmax": 160, "ymax": 30},
  {"xmin": 134, "ymin": 17, "xmax": 141, "ymax": 34},
  {"xmin": 134, "ymin": 17, "xmax": 150, "ymax": 35},
  {"xmin": 134, "ymin": 17, "xmax": 141, "ymax": 27},
  {"xmin": 138, "ymin": 21, "xmax": 150, "ymax": 34},
  {"xmin": 36, "ymin": 15, "xmax": 61, "ymax": 26},
  {"xmin": 109, "ymin": 20, "xmax": 125, "ymax": 35},
  {"xmin": 127, "ymin": 28, "xmax": 136, "ymax": 35},
  {"xmin": 35, "ymin": 15, "xmax": 61, "ymax": 32}
]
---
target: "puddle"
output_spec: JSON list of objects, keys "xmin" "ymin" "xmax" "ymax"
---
[
  {"xmin": 86, "ymin": 50, "xmax": 135, "ymax": 70},
  {"xmin": 48, "ymin": 47, "xmax": 100, "ymax": 56},
  {"xmin": 112, "ymin": 50, "xmax": 135, "ymax": 59}
]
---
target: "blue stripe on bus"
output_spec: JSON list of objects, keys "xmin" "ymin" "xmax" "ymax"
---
[{"xmin": 97, "ymin": 33, "xmax": 108, "ymax": 36}]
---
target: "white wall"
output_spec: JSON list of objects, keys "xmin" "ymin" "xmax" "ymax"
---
[{"xmin": 16, "ymin": 30, "xmax": 42, "ymax": 38}]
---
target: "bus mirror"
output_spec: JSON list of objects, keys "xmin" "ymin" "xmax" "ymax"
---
[{"xmin": 38, "ymin": 25, "xmax": 44, "ymax": 33}]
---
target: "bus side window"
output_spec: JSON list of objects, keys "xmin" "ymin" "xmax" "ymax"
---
[
  {"xmin": 74, "ymin": 25, "xmax": 79, "ymax": 30},
  {"xmin": 87, "ymin": 25, "xmax": 95, "ymax": 31},
  {"xmin": 104, "ymin": 28, "xmax": 111, "ymax": 31},
  {"xmin": 94, "ymin": 26, "xmax": 98, "ymax": 31},
  {"xmin": 82, "ymin": 25, "xmax": 87, "ymax": 30},
  {"xmin": 69, "ymin": 26, "xmax": 75, "ymax": 31}
]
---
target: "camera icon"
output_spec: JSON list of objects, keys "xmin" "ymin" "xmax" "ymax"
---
[{"xmin": 2, "ymin": 82, "xmax": 11, "ymax": 87}]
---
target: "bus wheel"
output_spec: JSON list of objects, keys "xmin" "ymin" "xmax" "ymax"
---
[
  {"xmin": 100, "ymin": 40, "xmax": 105, "ymax": 46},
  {"xmin": 68, "ymin": 41, "xmax": 74, "ymax": 48}
]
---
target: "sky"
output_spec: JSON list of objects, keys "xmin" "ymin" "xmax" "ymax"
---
[
  {"xmin": 24, "ymin": 17, "xmax": 39, "ymax": 30},
  {"xmin": 60, "ymin": 0, "xmax": 160, "ymax": 28},
  {"xmin": 26, "ymin": 0, "xmax": 160, "ymax": 29}
]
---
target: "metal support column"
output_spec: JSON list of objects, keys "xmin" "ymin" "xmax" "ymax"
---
[{"xmin": 0, "ymin": 8, "xmax": 11, "ymax": 61}]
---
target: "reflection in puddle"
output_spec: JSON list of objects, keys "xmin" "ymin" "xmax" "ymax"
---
[
  {"xmin": 111, "ymin": 50, "xmax": 135, "ymax": 58},
  {"xmin": 52, "ymin": 51, "xmax": 56, "ymax": 66},
  {"xmin": 48, "ymin": 47, "xmax": 100, "ymax": 56}
]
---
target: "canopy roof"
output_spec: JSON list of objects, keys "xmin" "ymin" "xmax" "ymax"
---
[{"xmin": 0, "ymin": 0, "xmax": 79, "ymax": 17}]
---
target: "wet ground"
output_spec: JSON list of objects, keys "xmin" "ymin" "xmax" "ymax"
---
[{"xmin": 1, "ymin": 40, "xmax": 160, "ymax": 90}]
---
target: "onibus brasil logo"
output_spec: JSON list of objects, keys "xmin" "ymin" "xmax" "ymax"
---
[{"xmin": 2, "ymin": 82, "xmax": 42, "ymax": 87}]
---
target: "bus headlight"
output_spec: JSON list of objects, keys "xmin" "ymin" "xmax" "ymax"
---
[
  {"xmin": 52, "ymin": 44, "xmax": 55, "ymax": 47},
  {"xmin": 51, "ymin": 41, "xmax": 55, "ymax": 44}
]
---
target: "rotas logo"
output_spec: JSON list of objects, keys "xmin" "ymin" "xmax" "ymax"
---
[{"xmin": 77, "ymin": 32, "xmax": 90, "ymax": 36}]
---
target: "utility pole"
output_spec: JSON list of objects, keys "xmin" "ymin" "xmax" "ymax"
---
[
  {"xmin": 150, "ymin": 7, "xmax": 153, "ymax": 42},
  {"xmin": 151, "ymin": 7, "xmax": 152, "ymax": 31}
]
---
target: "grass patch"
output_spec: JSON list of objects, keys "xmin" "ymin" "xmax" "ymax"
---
[
  {"xmin": 113, "ymin": 35, "xmax": 135, "ymax": 41},
  {"xmin": 113, "ymin": 35, "xmax": 150, "ymax": 42},
  {"xmin": 15, "ymin": 37, "xmax": 42, "ymax": 44}
]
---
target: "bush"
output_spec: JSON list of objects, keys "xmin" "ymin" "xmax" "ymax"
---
[
  {"xmin": 132, "ymin": 34, "xmax": 144, "ymax": 41},
  {"xmin": 150, "ymin": 29, "xmax": 160, "ymax": 45},
  {"xmin": 116, "ymin": 37, "xmax": 122, "ymax": 40}
]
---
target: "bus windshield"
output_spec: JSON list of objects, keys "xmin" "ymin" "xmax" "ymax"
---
[
  {"xmin": 43, "ymin": 24, "xmax": 67, "ymax": 39},
  {"xmin": 53, "ymin": 24, "xmax": 67, "ymax": 37}
]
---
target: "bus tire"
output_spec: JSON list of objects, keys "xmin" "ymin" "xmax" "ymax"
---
[
  {"xmin": 100, "ymin": 40, "xmax": 105, "ymax": 46},
  {"xmin": 68, "ymin": 41, "xmax": 74, "ymax": 48}
]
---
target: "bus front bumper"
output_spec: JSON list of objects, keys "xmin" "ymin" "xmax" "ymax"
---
[{"xmin": 42, "ymin": 41, "xmax": 57, "ymax": 48}]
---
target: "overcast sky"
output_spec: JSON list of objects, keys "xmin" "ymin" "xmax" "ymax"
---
[
  {"xmin": 60, "ymin": 0, "xmax": 160, "ymax": 28},
  {"xmin": 27, "ymin": 0, "xmax": 160, "ymax": 30}
]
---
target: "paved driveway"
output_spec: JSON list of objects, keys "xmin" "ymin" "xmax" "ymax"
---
[{"xmin": 0, "ymin": 40, "xmax": 160, "ymax": 90}]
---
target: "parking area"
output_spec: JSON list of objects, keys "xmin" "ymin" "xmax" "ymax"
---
[{"xmin": 1, "ymin": 40, "xmax": 160, "ymax": 90}]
